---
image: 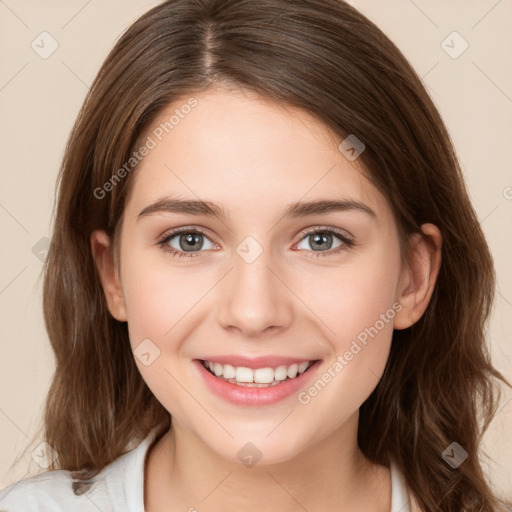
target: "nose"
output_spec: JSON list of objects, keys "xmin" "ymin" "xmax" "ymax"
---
[{"xmin": 217, "ymin": 243, "xmax": 294, "ymax": 338}]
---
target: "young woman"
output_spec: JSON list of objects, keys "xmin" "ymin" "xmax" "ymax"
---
[{"xmin": 1, "ymin": 1, "xmax": 510, "ymax": 511}]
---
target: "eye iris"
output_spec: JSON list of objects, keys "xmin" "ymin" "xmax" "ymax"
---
[
  {"xmin": 310, "ymin": 232, "xmax": 332, "ymax": 251},
  {"xmin": 180, "ymin": 232, "xmax": 202, "ymax": 251}
]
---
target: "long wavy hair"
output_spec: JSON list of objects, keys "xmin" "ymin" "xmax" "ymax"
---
[{"xmin": 18, "ymin": 0, "xmax": 511, "ymax": 510}]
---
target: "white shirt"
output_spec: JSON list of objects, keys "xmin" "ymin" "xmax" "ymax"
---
[{"xmin": 0, "ymin": 427, "xmax": 411, "ymax": 511}]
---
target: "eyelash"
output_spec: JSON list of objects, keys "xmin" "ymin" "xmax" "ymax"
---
[{"xmin": 157, "ymin": 226, "xmax": 355, "ymax": 260}]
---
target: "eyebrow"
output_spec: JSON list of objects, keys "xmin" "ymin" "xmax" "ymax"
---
[{"xmin": 137, "ymin": 197, "xmax": 377, "ymax": 221}]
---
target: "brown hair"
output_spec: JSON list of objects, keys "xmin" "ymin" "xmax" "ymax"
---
[{"xmin": 24, "ymin": 0, "xmax": 511, "ymax": 510}]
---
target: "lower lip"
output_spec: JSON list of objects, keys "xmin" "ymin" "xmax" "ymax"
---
[{"xmin": 193, "ymin": 359, "xmax": 322, "ymax": 406}]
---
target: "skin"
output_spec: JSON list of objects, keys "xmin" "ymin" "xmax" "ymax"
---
[{"xmin": 91, "ymin": 86, "xmax": 441, "ymax": 512}]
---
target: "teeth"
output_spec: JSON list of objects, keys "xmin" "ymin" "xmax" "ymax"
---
[
  {"xmin": 274, "ymin": 365, "xmax": 288, "ymax": 381},
  {"xmin": 235, "ymin": 366, "xmax": 254, "ymax": 383},
  {"xmin": 254, "ymin": 367, "xmax": 275, "ymax": 384},
  {"xmin": 287, "ymin": 364, "xmax": 299, "ymax": 379},
  {"xmin": 202, "ymin": 359, "xmax": 314, "ymax": 385},
  {"xmin": 223, "ymin": 364, "xmax": 236, "ymax": 379},
  {"xmin": 298, "ymin": 361, "xmax": 309, "ymax": 374}
]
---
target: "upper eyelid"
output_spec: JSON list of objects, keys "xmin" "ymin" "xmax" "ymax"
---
[{"xmin": 295, "ymin": 225, "xmax": 353, "ymax": 240}]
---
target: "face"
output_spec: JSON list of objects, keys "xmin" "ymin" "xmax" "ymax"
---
[{"xmin": 93, "ymin": 86, "xmax": 431, "ymax": 466}]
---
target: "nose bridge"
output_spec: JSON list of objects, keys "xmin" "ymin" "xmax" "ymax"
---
[{"xmin": 217, "ymin": 234, "xmax": 293, "ymax": 336}]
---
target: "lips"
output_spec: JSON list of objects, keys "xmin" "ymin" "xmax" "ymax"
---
[{"xmin": 193, "ymin": 358, "xmax": 322, "ymax": 406}]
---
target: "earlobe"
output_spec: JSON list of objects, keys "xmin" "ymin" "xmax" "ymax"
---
[
  {"xmin": 393, "ymin": 223, "xmax": 442, "ymax": 330},
  {"xmin": 90, "ymin": 229, "xmax": 128, "ymax": 322}
]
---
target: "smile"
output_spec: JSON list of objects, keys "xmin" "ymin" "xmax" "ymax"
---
[
  {"xmin": 193, "ymin": 358, "xmax": 322, "ymax": 406},
  {"xmin": 201, "ymin": 359, "xmax": 314, "ymax": 387}
]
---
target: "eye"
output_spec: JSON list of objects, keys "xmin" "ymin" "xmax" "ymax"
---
[
  {"xmin": 157, "ymin": 226, "xmax": 354, "ymax": 259},
  {"xmin": 157, "ymin": 228, "xmax": 216, "ymax": 258},
  {"xmin": 295, "ymin": 227, "xmax": 354, "ymax": 258}
]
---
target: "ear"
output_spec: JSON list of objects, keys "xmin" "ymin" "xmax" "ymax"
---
[
  {"xmin": 393, "ymin": 223, "xmax": 442, "ymax": 330},
  {"xmin": 90, "ymin": 229, "xmax": 127, "ymax": 322}
]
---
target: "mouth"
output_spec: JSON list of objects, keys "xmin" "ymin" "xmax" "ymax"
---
[
  {"xmin": 193, "ymin": 357, "xmax": 322, "ymax": 406},
  {"xmin": 200, "ymin": 359, "xmax": 318, "ymax": 387}
]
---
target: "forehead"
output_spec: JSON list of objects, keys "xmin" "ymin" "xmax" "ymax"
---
[{"xmin": 125, "ymin": 87, "xmax": 390, "ymax": 222}]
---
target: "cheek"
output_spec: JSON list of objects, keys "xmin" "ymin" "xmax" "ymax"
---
[
  {"xmin": 332, "ymin": 263, "xmax": 398, "ymax": 350},
  {"xmin": 296, "ymin": 239, "xmax": 401, "ymax": 403},
  {"xmin": 302, "ymin": 237, "xmax": 401, "ymax": 346},
  {"xmin": 118, "ymin": 248, "xmax": 200, "ymax": 408},
  {"xmin": 119, "ymin": 244, "xmax": 203, "ymax": 347}
]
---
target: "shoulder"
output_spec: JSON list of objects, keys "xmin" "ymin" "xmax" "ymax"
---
[
  {"xmin": 0, "ymin": 426, "xmax": 162, "ymax": 512},
  {"xmin": 0, "ymin": 469, "xmax": 118, "ymax": 512},
  {"xmin": 0, "ymin": 470, "xmax": 109, "ymax": 512}
]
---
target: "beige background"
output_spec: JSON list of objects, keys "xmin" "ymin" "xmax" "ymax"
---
[{"xmin": 1, "ymin": 0, "xmax": 511, "ymax": 499}]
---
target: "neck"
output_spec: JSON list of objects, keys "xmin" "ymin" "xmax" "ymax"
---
[{"xmin": 144, "ymin": 413, "xmax": 391, "ymax": 512}]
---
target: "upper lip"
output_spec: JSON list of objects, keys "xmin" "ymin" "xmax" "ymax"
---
[{"xmin": 198, "ymin": 355, "xmax": 319, "ymax": 369}]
